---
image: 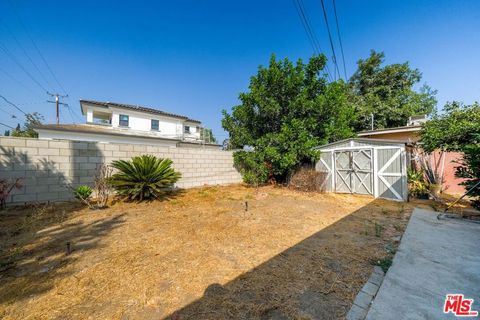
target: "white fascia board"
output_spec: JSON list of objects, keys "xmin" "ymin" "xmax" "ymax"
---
[{"xmin": 357, "ymin": 127, "xmax": 421, "ymax": 136}]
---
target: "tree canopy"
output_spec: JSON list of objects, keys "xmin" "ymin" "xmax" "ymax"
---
[
  {"xmin": 11, "ymin": 112, "xmax": 44, "ymax": 138},
  {"xmin": 200, "ymin": 128, "xmax": 217, "ymax": 144},
  {"xmin": 222, "ymin": 54, "xmax": 356, "ymax": 183},
  {"xmin": 222, "ymin": 51, "xmax": 439, "ymax": 186},
  {"xmin": 420, "ymin": 102, "xmax": 480, "ymax": 153},
  {"xmin": 349, "ymin": 50, "xmax": 437, "ymax": 131}
]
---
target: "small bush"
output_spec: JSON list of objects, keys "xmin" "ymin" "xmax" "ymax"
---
[
  {"xmin": 407, "ymin": 168, "xmax": 429, "ymax": 198},
  {"xmin": 108, "ymin": 155, "xmax": 181, "ymax": 201},
  {"xmin": 374, "ymin": 257, "xmax": 393, "ymax": 273},
  {"xmin": 74, "ymin": 185, "xmax": 93, "ymax": 201}
]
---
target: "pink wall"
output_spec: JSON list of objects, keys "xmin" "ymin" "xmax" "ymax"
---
[{"xmin": 431, "ymin": 151, "xmax": 466, "ymax": 195}]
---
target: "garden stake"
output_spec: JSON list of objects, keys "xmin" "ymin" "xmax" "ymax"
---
[{"xmin": 66, "ymin": 242, "xmax": 72, "ymax": 255}]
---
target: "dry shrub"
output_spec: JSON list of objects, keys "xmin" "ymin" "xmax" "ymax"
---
[
  {"xmin": 0, "ymin": 178, "xmax": 23, "ymax": 210},
  {"xmin": 288, "ymin": 167, "xmax": 327, "ymax": 192},
  {"xmin": 94, "ymin": 164, "xmax": 112, "ymax": 208}
]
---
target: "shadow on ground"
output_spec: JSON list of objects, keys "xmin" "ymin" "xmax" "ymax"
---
[
  {"xmin": 110, "ymin": 188, "xmax": 186, "ymax": 206},
  {"xmin": 0, "ymin": 204, "xmax": 126, "ymax": 306},
  {"xmin": 163, "ymin": 198, "xmax": 412, "ymax": 320}
]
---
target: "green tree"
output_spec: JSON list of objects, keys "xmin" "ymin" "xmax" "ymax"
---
[
  {"xmin": 349, "ymin": 50, "xmax": 437, "ymax": 131},
  {"xmin": 11, "ymin": 112, "xmax": 44, "ymax": 138},
  {"xmin": 200, "ymin": 128, "xmax": 217, "ymax": 143},
  {"xmin": 420, "ymin": 102, "xmax": 480, "ymax": 208},
  {"xmin": 222, "ymin": 54, "xmax": 356, "ymax": 184}
]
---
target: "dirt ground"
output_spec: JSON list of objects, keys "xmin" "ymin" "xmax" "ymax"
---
[{"xmin": 0, "ymin": 185, "xmax": 441, "ymax": 319}]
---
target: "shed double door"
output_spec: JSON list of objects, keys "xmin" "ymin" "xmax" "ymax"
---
[{"xmin": 334, "ymin": 149, "xmax": 373, "ymax": 195}]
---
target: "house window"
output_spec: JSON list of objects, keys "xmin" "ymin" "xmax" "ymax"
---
[
  {"xmin": 184, "ymin": 125, "xmax": 190, "ymax": 134},
  {"xmin": 151, "ymin": 119, "xmax": 159, "ymax": 131},
  {"xmin": 119, "ymin": 114, "xmax": 129, "ymax": 127}
]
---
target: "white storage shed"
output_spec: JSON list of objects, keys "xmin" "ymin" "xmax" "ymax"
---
[{"xmin": 315, "ymin": 138, "xmax": 408, "ymax": 201}]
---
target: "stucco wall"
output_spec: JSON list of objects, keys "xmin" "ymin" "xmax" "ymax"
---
[
  {"xmin": 0, "ymin": 137, "xmax": 242, "ymax": 205},
  {"xmin": 430, "ymin": 151, "xmax": 466, "ymax": 195}
]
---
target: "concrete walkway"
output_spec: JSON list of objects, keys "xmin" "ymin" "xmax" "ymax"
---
[{"xmin": 366, "ymin": 208, "xmax": 480, "ymax": 319}]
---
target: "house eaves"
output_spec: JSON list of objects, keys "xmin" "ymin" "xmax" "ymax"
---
[
  {"xmin": 357, "ymin": 125, "xmax": 422, "ymax": 137},
  {"xmin": 79, "ymin": 100, "xmax": 202, "ymax": 124}
]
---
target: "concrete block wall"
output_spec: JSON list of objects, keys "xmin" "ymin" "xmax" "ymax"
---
[{"xmin": 0, "ymin": 137, "xmax": 242, "ymax": 205}]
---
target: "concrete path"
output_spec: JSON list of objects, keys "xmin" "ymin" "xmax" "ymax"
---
[{"xmin": 366, "ymin": 208, "xmax": 480, "ymax": 320}]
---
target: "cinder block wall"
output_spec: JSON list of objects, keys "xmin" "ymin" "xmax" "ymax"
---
[{"xmin": 0, "ymin": 137, "xmax": 242, "ymax": 205}]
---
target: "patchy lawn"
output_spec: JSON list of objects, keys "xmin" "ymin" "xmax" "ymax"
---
[{"xmin": 0, "ymin": 185, "xmax": 433, "ymax": 319}]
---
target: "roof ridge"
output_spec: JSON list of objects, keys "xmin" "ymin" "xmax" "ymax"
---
[{"xmin": 79, "ymin": 99, "xmax": 201, "ymax": 123}]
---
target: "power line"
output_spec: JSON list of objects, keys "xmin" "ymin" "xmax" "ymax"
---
[
  {"xmin": 293, "ymin": 0, "xmax": 318, "ymax": 53},
  {"xmin": 320, "ymin": 0, "xmax": 341, "ymax": 80},
  {"xmin": 8, "ymin": 0, "xmax": 68, "ymax": 95},
  {"xmin": 0, "ymin": 66, "xmax": 34, "ymax": 93},
  {"xmin": 70, "ymin": 106, "xmax": 83, "ymax": 122},
  {"xmin": 294, "ymin": 0, "xmax": 333, "ymax": 81},
  {"xmin": 0, "ymin": 122, "xmax": 15, "ymax": 129},
  {"xmin": 0, "ymin": 18, "xmax": 52, "ymax": 88},
  {"xmin": 62, "ymin": 95, "xmax": 84, "ymax": 123},
  {"xmin": 62, "ymin": 102, "xmax": 83, "ymax": 124},
  {"xmin": 0, "ymin": 42, "xmax": 48, "ymax": 92},
  {"xmin": 65, "ymin": 105, "xmax": 77, "ymax": 124},
  {"xmin": 292, "ymin": 0, "xmax": 333, "ymax": 81},
  {"xmin": 332, "ymin": 0, "xmax": 347, "ymax": 80},
  {"xmin": 0, "ymin": 105, "xmax": 18, "ymax": 119},
  {"xmin": 0, "ymin": 94, "xmax": 27, "ymax": 115}
]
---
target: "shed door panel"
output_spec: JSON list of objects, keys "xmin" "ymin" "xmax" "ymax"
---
[
  {"xmin": 376, "ymin": 148, "xmax": 406, "ymax": 201},
  {"xmin": 351, "ymin": 149, "xmax": 373, "ymax": 195},
  {"xmin": 335, "ymin": 151, "xmax": 352, "ymax": 193},
  {"xmin": 315, "ymin": 151, "xmax": 333, "ymax": 192},
  {"xmin": 334, "ymin": 149, "xmax": 373, "ymax": 195}
]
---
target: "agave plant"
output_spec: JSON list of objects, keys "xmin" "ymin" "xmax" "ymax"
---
[
  {"xmin": 108, "ymin": 155, "xmax": 181, "ymax": 201},
  {"xmin": 74, "ymin": 185, "xmax": 93, "ymax": 201}
]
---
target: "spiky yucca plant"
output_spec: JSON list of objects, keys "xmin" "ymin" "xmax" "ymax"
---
[{"xmin": 108, "ymin": 155, "xmax": 181, "ymax": 201}]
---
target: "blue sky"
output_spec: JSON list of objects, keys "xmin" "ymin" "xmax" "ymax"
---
[{"xmin": 0, "ymin": 0, "xmax": 479, "ymax": 140}]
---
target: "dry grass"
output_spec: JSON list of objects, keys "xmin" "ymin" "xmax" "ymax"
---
[{"xmin": 0, "ymin": 185, "xmax": 437, "ymax": 319}]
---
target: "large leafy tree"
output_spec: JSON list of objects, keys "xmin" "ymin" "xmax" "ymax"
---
[
  {"xmin": 421, "ymin": 102, "xmax": 480, "ymax": 208},
  {"xmin": 349, "ymin": 50, "xmax": 437, "ymax": 131},
  {"xmin": 222, "ymin": 54, "xmax": 356, "ymax": 184}
]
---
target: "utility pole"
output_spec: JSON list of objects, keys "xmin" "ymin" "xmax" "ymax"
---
[{"xmin": 47, "ymin": 92, "xmax": 68, "ymax": 124}]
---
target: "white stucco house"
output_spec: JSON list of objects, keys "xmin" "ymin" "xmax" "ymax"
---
[{"xmin": 34, "ymin": 100, "xmax": 215, "ymax": 147}]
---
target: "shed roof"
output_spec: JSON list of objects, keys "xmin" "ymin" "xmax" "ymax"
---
[{"xmin": 314, "ymin": 138, "xmax": 407, "ymax": 150}]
